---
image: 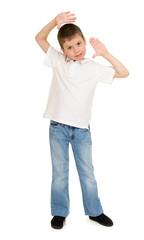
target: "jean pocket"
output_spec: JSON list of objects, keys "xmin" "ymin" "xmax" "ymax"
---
[
  {"xmin": 50, "ymin": 120, "xmax": 64, "ymax": 128},
  {"xmin": 50, "ymin": 120, "xmax": 59, "ymax": 128}
]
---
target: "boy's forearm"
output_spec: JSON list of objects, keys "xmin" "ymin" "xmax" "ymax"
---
[
  {"xmin": 35, "ymin": 18, "xmax": 57, "ymax": 40},
  {"xmin": 102, "ymin": 51, "xmax": 129, "ymax": 77}
]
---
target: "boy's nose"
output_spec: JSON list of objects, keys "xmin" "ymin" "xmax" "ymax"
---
[
  {"xmin": 74, "ymin": 47, "xmax": 79, "ymax": 53},
  {"xmin": 74, "ymin": 50, "xmax": 80, "ymax": 56}
]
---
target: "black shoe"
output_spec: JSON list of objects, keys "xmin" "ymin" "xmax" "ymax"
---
[
  {"xmin": 51, "ymin": 216, "xmax": 66, "ymax": 229},
  {"xmin": 89, "ymin": 213, "xmax": 113, "ymax": 227}
]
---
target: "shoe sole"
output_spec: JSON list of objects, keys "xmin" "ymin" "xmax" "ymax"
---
[{"xmin": 51, "ymin": 224, "xmax": 63, "ymax": 229}]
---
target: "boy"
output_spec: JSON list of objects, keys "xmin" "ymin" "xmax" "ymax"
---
[{"xmin": 35, "ymin": 11, "xmax": 129, "ymax": 229}]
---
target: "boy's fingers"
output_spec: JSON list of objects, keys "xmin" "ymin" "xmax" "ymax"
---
[
  {"xmin": 96, "ymin": 38, "xmax": 101, "ymax": 43},
  {"xmin": 92, "ymin": 53, "xmax": 98, "ymax": 58},
  {"xmin": 89, "ymin": 41, "xmax": 96, "ymax": 48},
  {"xmin": 68, "ymin": 19, "xmax": 76, "ymax": 23},
  {"xmin": 91, "ymin": 41, "xmax": 96, "ymax": 47},
  {"xmin": 68, "ymin": 18, "xmax": 76, "ymax": 22},
  {"xmin": 90, "ymin": 38, "xmax": 97, "ymax": 45},
  {"xmin": 68, "ymin": 17, "xmax": 77, "ymax": 21},
  {"xmin": 67, "ymin": 18, "xmax": 77, "ymax": 23},
  {"xmin": 57, "ymin": 24, "xmax": 61, "ymax": 30},
  {"xmin": 68, "ymin": 16, "xmax": 77, "ymax": 20},
  {"xmin": 90, "ymin": 37, "xmax": 96, "ymax": 41},
  {"xmin": 67, "ymin": 13, "xmax": 76, "ymax": 17}
]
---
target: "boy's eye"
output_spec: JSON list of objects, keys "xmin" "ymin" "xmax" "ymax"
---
[
  {"xmin": 77, "ymin": 42, "xmax": 81, "ymax": 46},
  {"xmin": 68, "ymin": 46, "xmax": 72, "ymax": 50}
]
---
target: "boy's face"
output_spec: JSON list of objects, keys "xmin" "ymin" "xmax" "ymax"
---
[{"xmin": 61, "ymin": 34, "xmax": 86, "ymax": 61}]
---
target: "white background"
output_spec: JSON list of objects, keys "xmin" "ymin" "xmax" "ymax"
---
[{"xmin": 0, "ymin": 0, "xmax": 144, "ymax": 239}]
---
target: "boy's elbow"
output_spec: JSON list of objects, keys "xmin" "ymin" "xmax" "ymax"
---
[
  {"xmin": 123, "ymin": 70, "xmax": 129, "ymax": 78},
  {"xmin": 120, "ymin": 69, "xmax": 129, "ymax": 78},
  {"xmin": 114, "ymin": 70, "xmax": 129, "ymax": 79},
  {"xmin": 35, "ymin": 35, "xmax": 42, "ymax": 46},
  {"xmin": 35, "ymin": 34, "xmax": 40, "ymax": 42},
  {"xmin": 35, "ymin": 35, "xmax": 38, "ymax": 43},
  {"xmin": 35, "ymin": 33, "xmax": 43, "ymax": 42}
]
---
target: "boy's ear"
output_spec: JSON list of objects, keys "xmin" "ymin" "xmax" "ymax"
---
[
  {"xmin": 84, "ymin": 38, "xmax": 86, "ymax": 45},
  {"xmin": 61, "ymin": 48, "xmax": 65, "ymax": 55}
]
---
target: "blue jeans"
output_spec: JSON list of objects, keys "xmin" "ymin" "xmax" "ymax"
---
[{"xmin": 49, "ymin": 120, "xmax": 103, "ymax": 217}]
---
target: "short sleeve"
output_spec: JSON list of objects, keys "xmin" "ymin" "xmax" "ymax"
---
[
  {"xmin": 95, "ymin": 62, "xmax": 115, "ymax": 84},
  {"xmin": 43, "ymin": 45, "xmax": 59, "ymax": 69}
]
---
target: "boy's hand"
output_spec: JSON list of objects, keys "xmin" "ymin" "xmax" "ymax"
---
[
  {"xmin": 55, "ymin": 11, "xmax": 76, "ymax": 30},
  {"xmin": 89, "ymin": 38, "xmax": 108, "ymax": 58}
]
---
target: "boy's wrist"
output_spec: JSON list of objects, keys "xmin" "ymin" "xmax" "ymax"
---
[
  {"xmin": 51, "ymin": 17, "xmax": 57, "ymax": 28},
  {"xmin": 101, "ymin": 50, "xmax": 109, "ymax": 58},
  {"xmin": 54, "ymin": 16, "xmax": 58, "ymax": 26}
]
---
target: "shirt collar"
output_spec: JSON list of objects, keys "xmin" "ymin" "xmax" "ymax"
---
[{"xmin": 65, "ymin": 56, "xmax": 90, "ymax": 65}]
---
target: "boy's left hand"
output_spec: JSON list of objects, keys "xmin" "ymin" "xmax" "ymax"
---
[
  {"xmin": 56, "ymin": 11, "xmax": 76, "ymax": 30},
  {"xmin": 89, "ymin": 38, "xmax": 108, "ymax": 58}
]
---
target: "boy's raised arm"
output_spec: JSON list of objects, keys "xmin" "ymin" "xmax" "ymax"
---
[
  {"xmin": 35, "ymin": 18, "xmax": 56, "ymax": 53},
  {"xmin": 89, "ymin": 38, "xmax": 129, "ymax": 78},
  {"xmin": 35, "ymin": 12, "xmax": 76, "ymax": 53}
]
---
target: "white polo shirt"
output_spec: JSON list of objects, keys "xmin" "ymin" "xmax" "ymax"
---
[{"xmin": 43, "ymin": 46, "xmax": 115, "ymax": 129}]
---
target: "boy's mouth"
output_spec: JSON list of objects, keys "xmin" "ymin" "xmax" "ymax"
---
[{"xmin": 75, "ymin": 53, "xmax": 82, "ymax": 57}]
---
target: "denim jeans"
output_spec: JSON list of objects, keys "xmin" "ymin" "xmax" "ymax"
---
[{"xmin": 49, "ymin": 120, "xmax": 103, "ymax": 217}]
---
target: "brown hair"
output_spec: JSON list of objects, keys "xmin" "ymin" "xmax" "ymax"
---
[{"xmin": 57, "ymin": 23, "xmax": 85, "ymax": 49}]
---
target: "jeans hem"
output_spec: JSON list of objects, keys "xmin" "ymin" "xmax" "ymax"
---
[
  {"xmin": 84, "ymin": 210, "xmax": 104, "ymax": 217},
  {"xmin": 51, "ymin": 210, "xmax": 69, "ymax": 218}
]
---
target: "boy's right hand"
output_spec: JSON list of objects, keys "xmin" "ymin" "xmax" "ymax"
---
[{"xmin": 55, "ymin": 11, "xmax": 76, "ymax": 30}]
